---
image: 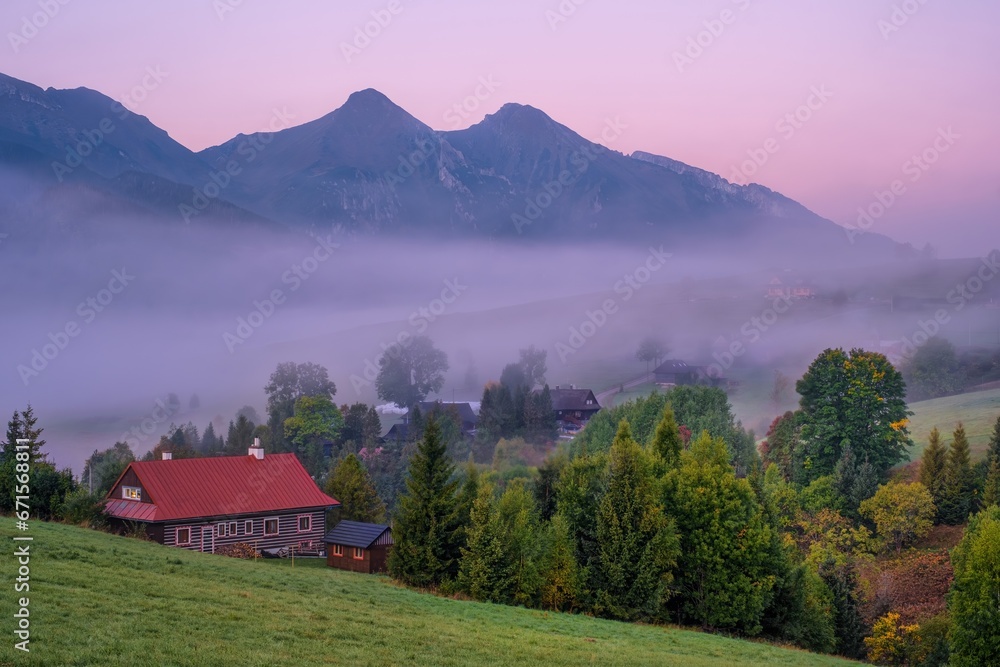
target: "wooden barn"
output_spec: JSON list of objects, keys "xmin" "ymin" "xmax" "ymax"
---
[
  {"xmin": 103, "ymin": 440, "xmax": 339, "ymax": 555},
  {"xmin": 323, "ymin": 520, "xmax": 393, "ymax": 574}
]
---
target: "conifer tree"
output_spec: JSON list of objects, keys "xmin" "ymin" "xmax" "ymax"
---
[
  {"xmin": 388, "ymin": 417, "xmax": 462, "ymax": 586},
  {"xmin": 458, "ymin": 483, "xmax": 511, "ymax": 601},
  {"xmin": 648, "ymin": 406, "xmax": 683, "ymax": 473},
  {"xmin": 664, "ymin": 431, "xmax": 775, "ymax": 633},
  {"xmin": 919, "ymin": 428, "xmax": 948, "ymax": 519},
  {"xmin": 987, "ymin": 415, "xmax": 1000, "ymax": 465},
  {"xmin": 326, "ymin": 454, "xmax": 385, "ymax": 523},
  {"xmin": 982, "ymin": 457, "xmax": 1000, "ymax": 508},
  {"xmin": 539, "ymin": 513, "xmax": 581, "ymax": 612},
  {"xmin": 940, "ymin": 424, "xmax": 976, "ymax": 524},
  {"xmin": 592, "ymin": 421, "xmax": 679, "ymax": 620}
]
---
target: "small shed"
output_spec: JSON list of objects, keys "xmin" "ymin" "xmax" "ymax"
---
[{"xmin": 323, "ymin": 520, "xmax": 393, "ymax": 574}]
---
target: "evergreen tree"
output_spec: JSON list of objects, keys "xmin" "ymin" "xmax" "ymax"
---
[
  {"xmin": 848, "ymin": 455, "xmax": 879, "ymax": 519},
  {"xmin": 982, "ymin": 457, "xmax": 1000, "ymax": 508},
  {"xmin": 988, "ymin": 415, "xmax": 1000, "ymax": 465},
  {"xmin": 554, "ymin": 450, "xmax": 607, "ymax": 586},
  {"xmin": 496, "ymin": 483, "xmax": 543, "ymax": 606},
  {"xmin": 592, "ymin": 421, "xmax": 679, "ymax": 621},
  {"xmin": 455, "ymin": 462, "xmax": 480, "ymax": 548},
  {"xmin": 325, "ymin": 454, "xmax": 385, "ymax": 523},
  {"xmin": 819, "ymin": 560, "xmax": 867, "ymax": 660},
  {"xmin": 948, "ymin": 505, "xmax": 1000, "ymax": 666},
  {"xmin": 919, "ymin": 428, "xmax": 949, "ymax": 519},
  {"xmin": 200, "ymin": 422, "xmax": 220, "ymax": 454},
  {"xmin": 388, "ymin": 418, "xmax": 463, "ymax": 587},
  {"xmin": 226, "ymin": 414, "xmax": 256, "ymax": 454},
  {"xmin": 664, "ymin": 431, "xmax": 775, "ymax": 633},
  {"xmin": 940, "ymin": 424, "xmax": 976, "ymax": 525},
  {"xmin": 458, "ymin": 483, "xmax": 511, "ymax": 602},
  {"xmin": 539, "ymin": 513, "xmax": 581, "ymax": 612},
  {"xmin": 648, "ymin": 405, "xmax": 683, "ymax": 473}
]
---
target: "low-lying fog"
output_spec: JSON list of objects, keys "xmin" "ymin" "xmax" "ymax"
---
[{"xmin": 3, "ymin": 219, "xmax": 998, "ymax": 473}]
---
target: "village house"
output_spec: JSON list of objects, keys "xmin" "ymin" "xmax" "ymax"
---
[
  {"xmin": 324, "ymin": 520, "xmax": 393, "ymax": 574},
  {"xmin": 104, "ymin": 439, "xmax": 339, "ymax": 555},
  {"xmin": 766, "ymin": 273, "xmax": 817, "ymax": 300},
  {"xmin": 545, "ymin": 386, "xmax": 601, "ymax": 426}
]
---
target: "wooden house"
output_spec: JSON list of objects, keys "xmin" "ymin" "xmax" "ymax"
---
[
  {"xmin": 543, "ymin": 386, "xmax": 601, "ymax": 425},
  {"xmin": 104, "ymin": 440, "xmax": 339, "ymax": 555},
  {"xmin": 323, "ymin": 520, "xmax": 393, "ymax": 574}
]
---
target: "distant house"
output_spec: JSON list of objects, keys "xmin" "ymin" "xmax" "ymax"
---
[
  {"xmin": 104, "ymin": 439, "xmax": 339, "ymax": 555},
  {"xmin": 766, "ymin": 273, "xmax": 816, "ymax": 299},
  {"xmin": 323, "ymin": 520, "xmax": 393, "ymax": 574},
  {"xmin": 653, "ymin": 359, "xmax": 700, "ymax": 386},
  {"xmin": 545, "ymin": 386, "xmax": 601, "ymax": 425},
  {"xmin": 414, "ymin": 401, "xmax": 478, "ymax": 435}
]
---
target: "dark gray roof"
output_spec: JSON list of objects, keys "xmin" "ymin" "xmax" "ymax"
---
[
  {"xmin": 414, "ymin": 401, "xmax": 478, "ymax": 425},
  {"xmin": 547, "ymin": 388, "xmax": 600, "ymax": 411},
  {"xmin": 322, "ymin": 520, "xmax": 391, "ymax": 548}
]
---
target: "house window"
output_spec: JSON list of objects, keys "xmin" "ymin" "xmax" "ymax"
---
[
  {"xmin": 244, "ymin": 520, "xmax": 253, "ymax": 534},
  {"xmin": 586, "ymin": 399, "xmax": 593, "ymax": 405},
  {"xmin": 353, "ymin": 547, "xmax": 364, "ymax": 559},
  {"xmin": 122, "ymin": 486, "xmax": 141, "ymax": 500},
  {"xmin": 297, "ymin": 515, "xmax": 311, "ymax": 532},
  {"xmin": 264, "ymin": 518, "xmax": 279, "ymax": 536},
  {"xmin": 333, "ymin": 544, "xmax": 343, "ymax": 557},
  {"xmin": 217, "ymin": 523, "xmax": 227, "ymax": 537},
  {"xmin": 229, "ymin": 522, "xmax": 237, "ymax": 536},
  {"xmin": 176, "ymin": 527, "xmax": 191, "ymax": 545}
]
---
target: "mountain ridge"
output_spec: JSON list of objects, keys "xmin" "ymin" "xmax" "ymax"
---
[{"xmin": 0, "ymin": 71, "xmax": 898, "ymax": 260}]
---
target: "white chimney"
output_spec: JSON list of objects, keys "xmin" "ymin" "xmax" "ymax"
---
[
  {"xmin": 162, "ymin": 451, "xmax": 172, "ymax": 461},
  {"xmin": 249, "ymin": 437, "xmax": 264, "ymax": 460}
]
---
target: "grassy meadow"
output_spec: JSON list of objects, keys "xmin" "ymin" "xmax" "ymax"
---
[
  {"xmin": 0, "ymin": 521, "xmax": 861, "ymax": 667},
  {"xmin": 907, "ymin": 387, "xmax": 1000, "ymax": 461}
]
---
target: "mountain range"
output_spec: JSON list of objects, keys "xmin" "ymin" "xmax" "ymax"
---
[{"xmin": 0, "ymin": 71, "xmax": 895, "ymax": 258}]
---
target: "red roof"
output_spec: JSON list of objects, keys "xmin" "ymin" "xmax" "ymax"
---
[{"xmin": 105, "ymin": 453, "xmax": 339, "ymax": 522}]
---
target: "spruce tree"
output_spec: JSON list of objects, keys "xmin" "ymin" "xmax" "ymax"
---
[
  {"xmin": 940, "ymin": 424, "xmax": 975, "ymax": 524},
  {"xmin": 539, "ymin": 513, "xmax": 581, "ymax": 612},
  {"xmin": 982, "ymin": 458, "xmax": 1000, "ymax": 508},
  {"xmin": 919, "ymin": 428, "xmax": 948, "ymax": 519},
  {"xmin": 848, "ymin": 455, "xmax": 879, "ymax": 518},
  {"xmin": 664, "ymin": 431, "xmax": 775, "ymax": 633},
  {"xmin": 388, "ymin": 417, "xmax": 462, "ymax": 586},
  {"xmin": 648, "ymin": 406, "xmax": 683, "ymax": 473},
  {"xmin": 457, "ymin": 483, "xmax": 511, "ymax": 601},
  {"xmin": 592, "ymin": 421, "xmax": 679, "ymax": 621},
  {"xmin": 325, "ymin": 454, "xmax": 385, "ymax": 523},
  {"xmin": 987, "ymin": 415, "xmax": 1000, "ymax": 465}
]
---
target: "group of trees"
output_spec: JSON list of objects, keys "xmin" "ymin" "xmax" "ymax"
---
[
  {"xmin": 0, "ymin": 406, "xmax": 78, "ymax": 522},
  {"xmin": 388, "ymin": 408, "xmax": 840, "ymax": 652},
  {"xmin": 901, "ymin": 337, "xmax": 1000, "ymax": 401},
  {"xmin": 475, "ymin": 347, "xmax": 557, "ymax": 449}
]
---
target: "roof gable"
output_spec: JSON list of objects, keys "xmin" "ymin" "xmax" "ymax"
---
[{"xmin": 106, "ymin": 453, "xmax": 338, "ymax": 522}]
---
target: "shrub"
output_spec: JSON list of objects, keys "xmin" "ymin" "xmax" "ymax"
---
[{"xmin": 864, "ymin": 612, "xmax": 921, "ymax": 665}]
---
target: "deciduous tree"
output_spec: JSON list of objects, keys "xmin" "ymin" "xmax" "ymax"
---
[
  {"xmin": 325, "ymin": 453, "xmax": 385, "ymax": 523},
  {"xmin": 948, "ymin": 505, "xmax": 1000, "ymax": 666},
  {"xmin": 859, "ymin": 481, "xmax": 936, "ymax": 552}
]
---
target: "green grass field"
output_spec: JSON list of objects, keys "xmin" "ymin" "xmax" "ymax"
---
[
  {"xmin": 907, "ymin": 388, "xmax": 1000, "ymax": 461},
  {"xmin": 0, "ymin": 521, "xmax": 860, "ymax": 667}
]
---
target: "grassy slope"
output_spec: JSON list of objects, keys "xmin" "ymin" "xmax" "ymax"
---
[
  {"xmin": 0, "ymin": 522, "xmax": 859, "ymax": 667},
  {"xmin": 907, "ymin": 387, "xmax": 1000, "ymax": 461}
]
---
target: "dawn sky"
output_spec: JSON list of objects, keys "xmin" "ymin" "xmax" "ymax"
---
[{"xmin": 2, "ymin": 0, "xmax": 997, "ymax": 256}]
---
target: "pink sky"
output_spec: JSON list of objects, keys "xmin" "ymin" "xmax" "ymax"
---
[{"xmin": 3, "ymin": 0, "xmax": 997, "ymax": 256}]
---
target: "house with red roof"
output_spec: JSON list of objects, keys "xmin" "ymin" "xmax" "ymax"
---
[{"xmin": 104, "ymin": 439, "xmax": 339, "ymax": 554}]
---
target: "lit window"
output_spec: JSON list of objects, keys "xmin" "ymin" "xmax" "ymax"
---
[
  {"xmin": 264, "ymin": 518, "xmax": 279, "ymax": 536},
  {"xmin": 176, "ymin": 527, "xmax": 190, "ymax": 545},
  {"xmin": 244, "ymin": 520, "xmax": 253, "ymax": 534},
  {"xmin": 298, "ymin": 515, "xmax": 311, "ymax": 532},
  {"xmin": 353, "ymin": 547, "xmax": 364, "ymax": 559},
  {"xmin": 333, "ymin": 544, "xmax": 343, "ymax": 557},
  {"xmin": 122, "ymin": 486, "xmax": 141, "ymax": 500}
]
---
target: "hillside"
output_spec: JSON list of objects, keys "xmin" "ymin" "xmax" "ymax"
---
[
  {"xmin": 907, "ymin": 387, "xmax": 1000, "ymax": 460},
  {"xmin": 0, "ymin": 521, "xmax": 858, "ymax": 666}
]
